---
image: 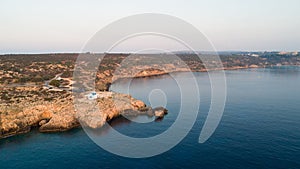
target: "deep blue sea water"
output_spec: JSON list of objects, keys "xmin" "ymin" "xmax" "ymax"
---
[{"xmin": 1, "ymin": 67, "xmax": 300, "ymax": 169}]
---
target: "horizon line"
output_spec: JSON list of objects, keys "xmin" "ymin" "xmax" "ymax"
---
[{"xmin": 0, "ymin": 50, "xmax": 299, "ymax": 55}]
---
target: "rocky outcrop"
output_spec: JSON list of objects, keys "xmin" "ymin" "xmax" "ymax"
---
[
  {"xmin": 0, "ymin": 92, "xmax": 167, "ymax": 139},
  {"xmin": 75, "ymin": 92, "xmax": 165, "ymax": 129},
  {"xmin": 154, "ymin": 107, "xmax": 168, "ymax": 118},
  {"xmin": 0, "ymin": 105, "xmax": 51, "ymax": 138},
  {"xmin": 39, "ymin": 113, "xmax": 80, "ymax": 133}
]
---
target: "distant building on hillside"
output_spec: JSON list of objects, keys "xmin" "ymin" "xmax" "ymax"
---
[{"xmin": 292, "ymin": 51, "xmax": 298, "ymax": 56}]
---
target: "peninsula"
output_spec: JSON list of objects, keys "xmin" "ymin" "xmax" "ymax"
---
[{"xmin": 0, "ymin": 52, "xmax": 299, "ymax": 139}]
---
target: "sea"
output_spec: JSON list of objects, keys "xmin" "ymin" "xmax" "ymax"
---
[{"xmin": 1, "ymin": 66, "xmax": 300, "ymax": 169}]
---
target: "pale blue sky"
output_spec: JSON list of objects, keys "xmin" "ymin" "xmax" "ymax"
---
[{"xmin": 0, "ymin": 0, "xmax": 299, "ymax": 53}]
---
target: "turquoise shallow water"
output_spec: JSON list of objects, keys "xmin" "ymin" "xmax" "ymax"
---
[{"xmin": 1, "ymin": 67, "xmax": 300, "ymax": 169}]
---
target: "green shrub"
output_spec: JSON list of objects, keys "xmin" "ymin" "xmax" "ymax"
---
[{"xmin": 49, "ymin": 80, "xmax": 60, "ymax": 87}]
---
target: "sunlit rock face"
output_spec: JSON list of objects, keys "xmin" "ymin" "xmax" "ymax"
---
[{"xmin": 0, "ymin": 91, "xmax": 167, "ymax": 139}]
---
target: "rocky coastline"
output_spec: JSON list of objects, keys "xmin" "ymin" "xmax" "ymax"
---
[
  {"xmin": 0, "ymin": 65, "xmax": 282, "ymax": 140},
  {"xmin": 1, "ymin": 52, "xmax": 299, "ymax": 139},
  {"xmin": 0, "ymin": 92, "xmax": 167, "ymax": 139}
]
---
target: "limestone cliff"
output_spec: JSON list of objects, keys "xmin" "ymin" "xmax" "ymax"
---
[{"xmin": 0, "ymin": 92, "xmax": 167, "ymax": 139}]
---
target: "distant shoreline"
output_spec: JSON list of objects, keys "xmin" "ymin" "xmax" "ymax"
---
[{"xmin": 111, "ymin": 65, "xmax": 300, "ymax": 84}]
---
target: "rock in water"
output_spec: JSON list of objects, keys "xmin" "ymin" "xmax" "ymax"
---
[{"xmin": 154, "ymin": 107, "xmax": 168, "ymax": 118}]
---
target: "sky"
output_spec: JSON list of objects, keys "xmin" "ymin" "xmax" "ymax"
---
[{"xmin": 0, "ymin": 0, "xmax": 299, "ymax": 53}]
